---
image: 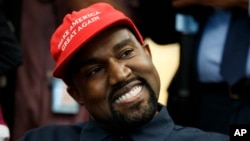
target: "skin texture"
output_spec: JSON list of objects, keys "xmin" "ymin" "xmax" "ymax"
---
[{"xmin": 67, "ymin": 26, "xmax": 161, "ymax": 132}]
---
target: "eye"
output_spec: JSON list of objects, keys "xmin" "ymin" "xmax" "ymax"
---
[
  {"xmin": 87, "ymin": 66, "xmax": 104, "ymax": 77},
  {"xmin": 120, "ymin": 49, "xmax": 134, "ymax": 59}
]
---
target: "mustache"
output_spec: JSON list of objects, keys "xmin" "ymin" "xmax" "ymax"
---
[{"xmin": 109, "ymin": 77, "xmax": 145, "ymax": 98}]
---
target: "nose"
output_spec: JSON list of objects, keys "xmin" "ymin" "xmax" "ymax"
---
[{"xmin": 108, "ymin": 58, "xmax": 132, "ymax": 85}]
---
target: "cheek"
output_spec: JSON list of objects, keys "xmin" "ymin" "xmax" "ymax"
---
[
  {"xmin": 132, "ymin": 55, "xmax": 158, "ymax": 77},
  {"xmin": 131, "ymin": 57, "xmax": 161, "ymax": 94},
  {"xmin": 77, "ymin": 79, "xmax": 113, "ymax": 117},
  {"xmin": 79, "ymin": 80, "xmax": 106, "ymax": 103}
]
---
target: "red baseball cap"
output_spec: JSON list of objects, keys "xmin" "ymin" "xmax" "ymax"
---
[{"xmin": 50, "ymin": 2, "xmax": 144, "ymax": 80}]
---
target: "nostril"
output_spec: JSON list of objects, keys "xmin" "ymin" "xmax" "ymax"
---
[{"xmin": 108, "ymin": 59, "xmax": 132, "ymax": 85}]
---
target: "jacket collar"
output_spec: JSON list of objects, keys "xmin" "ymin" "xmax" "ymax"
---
[{"xmin": 79, "ymin": 104, "xmax": 174, "ymax": 141}]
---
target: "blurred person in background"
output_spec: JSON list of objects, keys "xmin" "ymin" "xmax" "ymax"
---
[
  {"xmin": 167, "ymin": 0, "xmax": 250, "ymax": 135},
  {"xmin": 0, "ymin": 0, "xmax": 22, "ymax": 140}
]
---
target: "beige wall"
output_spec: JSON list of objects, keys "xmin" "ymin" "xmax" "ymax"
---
[{"xmin": 145, "ymin": 38, "xmax": 180, "ymax": 105}]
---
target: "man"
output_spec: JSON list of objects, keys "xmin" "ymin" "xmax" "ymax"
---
[{"xmin": 19, "ymin": 3, "xmax": 229, "ymax": 141}]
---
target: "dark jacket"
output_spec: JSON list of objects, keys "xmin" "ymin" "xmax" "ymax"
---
[{"xmin": 18, "ymin": 104, "xmax": 229, "ymax": 141}]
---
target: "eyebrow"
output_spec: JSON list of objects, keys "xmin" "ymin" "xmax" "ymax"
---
[
  {"xmin": 75, "ymin": 38, "xmax": 133, "ymax": 69},
  {"xmin": 113, "ymin": 38, "xmax": 132, "ymax": 52}
]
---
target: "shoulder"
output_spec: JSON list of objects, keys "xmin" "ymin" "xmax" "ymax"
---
[{"xmin": 18, "ymin": 122, "xmax": 86, "ymax": 141}]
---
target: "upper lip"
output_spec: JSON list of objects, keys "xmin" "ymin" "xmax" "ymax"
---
[{"xmin": 110, "ymin": 79, "xmax": 142, "ymax": 103}]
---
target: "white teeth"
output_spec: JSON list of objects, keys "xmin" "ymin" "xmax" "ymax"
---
[{"xmin": 115, "ymin": 85, "xmax": 142, "ymax": 104}]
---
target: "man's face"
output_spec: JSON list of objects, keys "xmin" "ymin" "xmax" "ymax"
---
[{"xmin": 68, "ymin": 27, "xmax": 160, "ymax": 131}]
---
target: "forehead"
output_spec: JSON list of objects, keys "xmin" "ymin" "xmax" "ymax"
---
[
  {"xmin": 75, "ymin": 26, "xmax": 138, "ymax": 58},
  {"xmin": 66, "ymin": 26, "xmax": 139, "ymax": 69}
]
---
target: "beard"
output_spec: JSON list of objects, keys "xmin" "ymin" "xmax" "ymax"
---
[{"xmin": 109, "ymin": 77, "xmax": 158, "ymax": 131}]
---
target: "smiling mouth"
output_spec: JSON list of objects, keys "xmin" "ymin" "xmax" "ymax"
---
[{"xmin": 114, "ymin": 85, "xmax": 143, "ymax": 104}]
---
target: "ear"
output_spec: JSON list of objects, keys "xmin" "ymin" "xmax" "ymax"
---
[
  {"xmin": 142, "ymin": 43, "xmax": 152, "ymax": 58},
  {"xmin": 67, "ymin": 86, "xmax": 85, "ymax": 105}
]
